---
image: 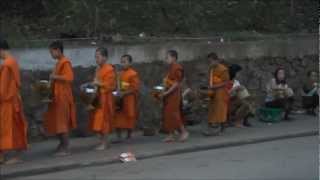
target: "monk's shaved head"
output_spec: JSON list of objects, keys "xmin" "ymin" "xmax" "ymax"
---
[
  {"xmin": 121, "ymin": 54, "xmax": 133, "ymax": 63},
  {"xmin": 95, "ymin": 47, "xmax": 109, "ymax": 66},
  {"xmin": 49, "ymin": 41, "xmax": 64, "ymax": 60},
  {"xmin": 96, "ymin": 47, "xmax": 108, "ymax": 58},
  {"xmin": 208, "ymin": 52, "xmax": 220, "ymax": 67},
  {"xmin": 207, "ymin": 52, "xmax": 218, "ymax": 60},
  {"xmin": 120, "ymin": 54, "xmax": 133, "ymax": 70},
  {"xmin": 166, "ymin": 50, "xmax": 178, "ymax": 64},
  {"xmin": 49, "ymin": 41, "xmax": 63, "ymax": 53},
  {"xmin": 167, "ymin": 50, "xmax": 178, "ymax": 60}
]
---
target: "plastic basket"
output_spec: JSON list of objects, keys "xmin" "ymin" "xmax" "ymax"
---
[{"xmin": 257, "ymin": 107, "xmax": 283, "ymax": 123}]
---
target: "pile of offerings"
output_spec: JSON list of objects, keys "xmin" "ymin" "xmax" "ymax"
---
[{"xmin": 119, "ymin": 152, "xmax": 137, "ymax": 163}]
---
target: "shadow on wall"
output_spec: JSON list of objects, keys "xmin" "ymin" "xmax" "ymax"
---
[{"xmin": 21, "ymin": 55, "xmax": 319, "ymax": 141}]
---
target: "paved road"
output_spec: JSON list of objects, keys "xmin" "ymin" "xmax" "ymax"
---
[
  {"xmin": 13, "ymin": 136, "xmax": 318, "ymax": 180},
  {"xmin": 3, "ymin": 114, "xmax": 317, "ymax": 177}
]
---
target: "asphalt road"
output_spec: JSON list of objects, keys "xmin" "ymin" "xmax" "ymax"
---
[{"xmin": 13, "ymin": 136, "xmax": 318, "ymax": 180}]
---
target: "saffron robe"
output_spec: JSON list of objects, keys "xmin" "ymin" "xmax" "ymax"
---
[
  {"xmin": 0, "ymin": 57, "xmax": 28, "ymax": 151},
  {"xmin": 162, "ymin": 63, "xmax": 184, "ymax": 133},
  {"xmin": 208, "ymin": 63, "xmax": 230, "ymax": 124},
  {"xmin": 44, "ymin": 56, "xmax": 77, "ymax": 135},
  {"xmin": 88, "ymin": 64, "xmax": 116, "ymax": 134},
  {"xmin": 113, "ymin": 68, "xmax": 140, "ymax": 129}
]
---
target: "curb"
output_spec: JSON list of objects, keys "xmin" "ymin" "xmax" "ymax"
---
[{"xmin": 1, "ymin": 130, "xmax": 318, "ymax": 179}]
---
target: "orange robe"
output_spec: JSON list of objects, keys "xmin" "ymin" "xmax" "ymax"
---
[
  {"xmin": 163, "ymin": 63, "xmax": 184, "ymax": 133},
  {"xmin": 0, "ymin": 57, "xmax": 28, "ymax": 151},
  {"xmin": 88, "ymin": 64, "xmax": 116, "ymax": 134},
  {"xmin": 113, "ymin": 68, "xmax": 140, "ymax": 129},
  {"xmin": 44, "ymin": 56, "xmax": 76, "ymax": 135},
  {"xmin": 208, "ymin": 63, "xmax": 230, "ymax": 124}
]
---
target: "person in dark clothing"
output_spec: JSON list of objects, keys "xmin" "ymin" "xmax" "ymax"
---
[{"xmin": 301, "ymin": 70, "xmax": 319, "ymax": 115}]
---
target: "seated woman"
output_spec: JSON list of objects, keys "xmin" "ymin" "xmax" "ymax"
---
[
  {"xmin": 301, "ymin": 70, "xmax": 319, "ymax": 115},
  {"xmin": 228, "ymin": 64, "xmax": 254, "ymax": 128},
  {"xmin": 265, "ymin": 67, "xmax": 294, "ymax": 120}
]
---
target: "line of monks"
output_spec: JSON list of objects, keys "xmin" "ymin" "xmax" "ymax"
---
[{"xmin": 0, "ymin": 39, "xmax": 231, "ymax": 164}]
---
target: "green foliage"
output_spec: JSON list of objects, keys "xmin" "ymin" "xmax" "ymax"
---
[{"xmin": 0, "ymin": 0, "xmax": 318, "ymax": 39}]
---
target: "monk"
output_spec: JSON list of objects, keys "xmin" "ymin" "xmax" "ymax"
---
[
  {"xmin": 44, "ymin": 41, "xmax": 76, "ymax": 156},
  {"xmin": 88, "ymin": 47, "xmax": 116, "ymax": 150},
  {"xmin": 160, "ymin": 50, "xmax": 189, "ymax": 142},
  {"xmin": 113, "ymin": 54, "xmax": 140, "ymax": 142},
  {"xmin": 204, "ymin": 52, "xmax": 230, "ymax": 136},
  {"xmin": 0, "ymin": 39, "xmax": 28, "ymax": 164}
]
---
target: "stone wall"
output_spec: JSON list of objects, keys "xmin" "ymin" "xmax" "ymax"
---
[{"xmin": 21, "ymin": 55, "xmax": 318, "ymax": 140}]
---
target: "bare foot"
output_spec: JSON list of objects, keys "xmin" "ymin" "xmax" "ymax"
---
[
  {"xmin": 55, "ymin": 143, "xmax": 63, "ymax": 153},
  {"xmin": 94, "ymin": 143, "xmax": 109, "ymax": 151},
  {"xmin": 202, "ymin": 129, "xmax": 219, "ymax": 136},
  {"xmin": 163, "ymin": 136, "xmax": 175, "ymax": 143},
  {"xmin": 4, "ymin": 157, "xmax": 23, "ymax": 165},
  {"xmin": 234, "ymin": 123, "xmax": 244, "ymax": 128},
  {"xmin": 54, "ymin": 150, "xmax": 71, "ymax": 157},
  {"xmin": 179, "ymin": 132, "xmax": 189, "ymax": 142},
  {"xmin": 39, "ymin": 127, "xmax": 48, "ymax": 139},
  {"xmin": 0, "ymin": 155, "xmax": 5, "ymax": 164},
  {"xmin": 202, "ymin": 130, "xmax": 212, "ymax": 136},
  {"xmin": 86, "ymin": 105, "xmax": 95, "ymax": 111}
]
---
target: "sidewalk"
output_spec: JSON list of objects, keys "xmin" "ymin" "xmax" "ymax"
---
[{"xmin": 1, "ymin": 114, "xmax": 318, "ymax": 179}]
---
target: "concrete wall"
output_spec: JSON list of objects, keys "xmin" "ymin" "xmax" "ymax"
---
[{"xmin": 12, "ymin": 35, "xmax": 317, "ymax": 70}]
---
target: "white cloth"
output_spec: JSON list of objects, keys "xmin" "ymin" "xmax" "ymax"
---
[
  {"xmin": 230, "ymin": 80, "xmax": 250, "ymax": 99},
  {"xmin": 265, "ymin": 78, "xmax": 294, "ymax": 102},
  {"xmin": 232, "ymin": 80, "xmax": 241, "ymax": 90}
]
